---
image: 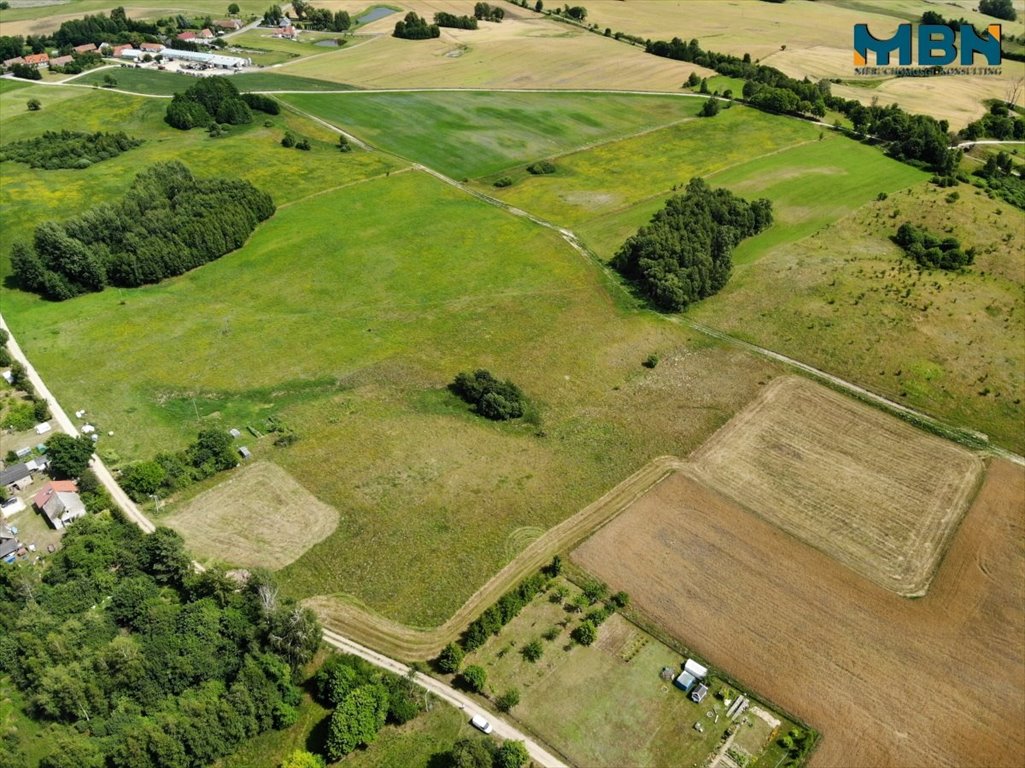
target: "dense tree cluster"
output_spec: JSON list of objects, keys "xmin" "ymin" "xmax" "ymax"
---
[
  {"xmin": 474, "ymin": 3, "xmax": 505, "ymax": 22},
  {"xmin": 974, "ymin": 151, "xmax": 1025, "ymax": 210},
  {"xmin": 393, "ymin": 12, "xmax": 440, "ymax": 39},
  {"xmin": 9, "ymin": 63, "xmax": 41, "ymax": 80},
  {"xmin": 52, "ymin": 7, "xmax": 157, "ymax": 47},
  {"xmin": 450, "ymin": 369, "xmax": 527, "ymax": 421},
  {"xmin": 613, "ymin": 177, "xmax": 772, "ymax": 311},
  {"xmin": 119, "ymin": 428, "xmax": 239, "ymax": 501},
  {"xmin": 893, "ymin": 223, "xmax": 975, "ymax": 270},
  {"xmin": 11, "ymin": 161, "xmax": 274, "ymax": 300},
  {"xmin": 313, "ymin": 654, "xmax": 428, "ymax": 761},
  {"xmin": 291, "ymin": 0, "xmax": 351, "ymax": 31},
  {"xmin": 166, "ymin": 77, "xmax": 265, "ymax": 130},
  {"xmin": 445, "ymin": 737, "xmax": 529, "ymax": 768},
  {"xmin": 961, "ymin": 102, "xmax": 1025, "ymax": 142},
  {"xmin": 45, "ymin": 433, "xmax": 96, "ymax": 479},
  {"xmin": 0, "ymin": 130, "xmax": 142, "ymax": 170},
  {"xmin": 435, "ymin": 12, "xmax": 478, "ymax": 29},
  {"xmin": 0, "ymin": 514, "xmax": 319, "ymax": 768},
  {"xmin": 979, "ymin": 0, "xmax": 1017, "ymax": 21},
  {"xmin": 526, "ymin": 160, "xmax": 556, "ymax": 175}
]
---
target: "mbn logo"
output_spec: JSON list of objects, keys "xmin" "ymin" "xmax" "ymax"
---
[{"xmin": 854, "ymin": 23, "xmax": 1002, "ymax": 66}]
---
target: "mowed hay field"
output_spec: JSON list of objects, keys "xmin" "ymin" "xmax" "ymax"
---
[
  {"xmin": 689, "ymin": 182, "xmax": 1025, "ymax": 453},
  {"xmin": 573, "ymin": 460, "xmax": 1025, "ymax": 768},
  {"xmin": 280, "ymin": 90, "xmax": 707, "ymax": 178},
  {"xmin": 279, "ymin": 10, "xmax": 710, "ymax": 91},
  {"xmin": 582, "ymin": 0, "xmax": 1025, "ymax": 127},
  {"xmin": 689, "ymin": 376, "xmax": 984, "ymax": 595},
  {"xmin": 164, "ymin": 461, "xmax": 339, "ymax": 569}
]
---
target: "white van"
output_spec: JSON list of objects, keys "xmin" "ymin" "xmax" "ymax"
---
[{"xmin": 470, "ymin": 714, "xmax": 493, "ymax": 734}]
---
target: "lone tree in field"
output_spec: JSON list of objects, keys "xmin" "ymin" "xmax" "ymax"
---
[
  {"xmin": 700, "ymin": 98, "xmax": 721, "ymax": 117},
  {"xmin": 450, "ymin": 369, "xmax": 527, "ymax": 421},
  {"xmin": 572, "ymin": 620, "xmax": 597, "ymax": 646},
  {"xmin": 26, "ymin": 98, "xmax": 41, "ymax": 111}
]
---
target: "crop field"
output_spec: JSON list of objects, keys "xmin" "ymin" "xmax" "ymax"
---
[
  {"xmin": 458, "ymin": 581, "xmax": 795, "ymax": 768},
  {"xmin": 572, "ymin": 459, "xmax": 1025, "ymax": 767},
  {"xmin": 279, "ymin": 12, "xmax": 710, "ymax": 92},
  {"xmin": 164, "ymin": 461, "xmax": 340, "ymax": 569},
  {"xmin": 280, "ymin": 90, "xmax": 709, "ymax": 178},
  {"xmin": 689, "ymin": 182, "xmax": 1025, "ymax": 453},
  {"xmin": 556, "ymin": 127, "xmax": 927, "ymax": 260},
  {"xmin": 689, "ymin": 376, "xmax": 985, "ymax": 595}
]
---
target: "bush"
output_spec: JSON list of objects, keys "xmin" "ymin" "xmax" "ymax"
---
[
  {"xmin": 295, "ymin": 138, "xmax": 311, "ymax": 151},
  {"xmin": 893, "ymin": 222, "xmax": 974, "ymax": 270},
  {"xmin": 338, "ymin": 135, "xmax": 352, "ymax": 152},
  {"xmin": 496, "ymin": 740, "xmax": 529, "ymax": 767},
  {"xmin": 241, "ymin": 92, "xmax": 280, "ymax": 115},
  {"xmin": 495, "ymin": 688, "xmax": 521, "ymax": 714},
  {"xmin": 642, "ymin": 354, "xmax": 659, "ymax": 369},
  {"xmin": 526, "ymin": 160, "xmax": 556, "ymax": 175},
  {"xmin": 571, "ymin": 621, "xmax": 597, "ymax": 646},
  {"xmin": 461, "ymin": 665, "xmax": 487, "ymax": 693},
  {"xmin": 493, "ymin": 176, "xmax": 512, "ymax": 188},
  {"xmin": 450, "ymin": 369, "xmax": 527, "ymax": 421},
  {"xmin": 436, "ymin": 642, "xmax": 464, "ymax": 674},
  {"xmin": 700, "ymin": 98, "xmax": 720, "ymax": 117},
  {"xmin": 281, "ymin": 132, "xmax": 295, "ymax": 148},
  {"xmin": 521, "ymin": 639, "xmax": 543, "ymax": 662},
  {"xmin": 542, "ymin": 626, "xmax": 561, "ymax": 641},
  {"xmin": 26, "ymin": 98, "xmax": 42, "ymax": 111}
]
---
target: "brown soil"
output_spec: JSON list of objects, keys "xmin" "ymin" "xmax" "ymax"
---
[{"xmin": 572, "ymin": 461, "xmax": 1025, "ymax": 767}]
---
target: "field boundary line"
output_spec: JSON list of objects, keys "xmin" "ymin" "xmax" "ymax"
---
[
  {"xmin": 305, "ymin": 455, "xmax": 681, "ymax": 659},
  {"xmin": 276, "ymin": 166, "xmax": 414, "ymax": 208}
]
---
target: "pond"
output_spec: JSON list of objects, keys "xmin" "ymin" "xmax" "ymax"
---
[{"xmin": 356, "ymin": 6, "xmax": 397, "ymax": 25}]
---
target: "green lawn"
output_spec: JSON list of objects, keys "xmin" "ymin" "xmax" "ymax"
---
[
  {"xmin": 70, "ymin": 68, "xmax": 353, "ymax": 95},
  {"xmin": 278, "ymin": 90, "xmax": 708, "ymax": 178},
  {"xmin": 456, "ymin": 579, "xmax": 796, "ymax": 768}
]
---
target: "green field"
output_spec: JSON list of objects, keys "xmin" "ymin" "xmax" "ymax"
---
[
  {"xmin": 228, "ymin": 29, "xmax": 363, "ymax": 66},
  {"xmin": 278, "ymin": 90, "xmax": 709, "ymax": 178},
  {"xmin": 455, "ymin": 578, "xmax": 796, "ymax": 768},
  {"xmin": 70, "ymin": 67, "xmax": 353, "ymax": 95}
]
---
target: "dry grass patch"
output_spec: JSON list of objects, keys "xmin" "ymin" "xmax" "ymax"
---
[
  {"xmin": 689, "ymin": 376, "xmax": 984, "ymax": 596},
  {"xmin": 165, "ymin": 461, "xmax": 339, "ymax": 570},
  {"xmin": 572, "ymin": 460, "xmax": 1025, "ymax": 768}
]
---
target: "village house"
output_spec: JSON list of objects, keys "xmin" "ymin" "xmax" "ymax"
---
[
  {"xmin": 0, "ymin": 464, "xmax": 31, "ymax": 493},
  {"xmin": 48, "ymin": 54, "xmax": 74, "ymax": 68},
  {"xmin": 34, "ymin": 481, "xmax": 86, "ymax": 530},
  {"xmin": 0, "ymin": 522, "xmax": 18, "ymax": 561},
  {"xmin": 3, "ymin": 56, "xmax": 26, "ymax": 69},
  {"xmin": 214, "ymin": 19, "xmax": 242, "ymax": 31},
  {"xmin": 140, "ymin": 42, "xmax": 165, "ymax": 53},
  {"xmin": 176, "ymin": 31, "xmax": 197, "ymax": 41},
  {"xmin": 23, "ymin": 53, "xmax": 50, "ymax": 68},
  {"xmin": 73, "ymin": 43, "xmax": 97, "ymax": 54}
]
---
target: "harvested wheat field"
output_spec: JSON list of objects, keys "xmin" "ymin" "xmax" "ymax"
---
[
  {"xmin": 689, "ymin": 376, "xmax": 984, "ymax": 596},
  {"xmin": 165, "ymin": 461, "xmax": 339, "ymax": 570},
  {"xmin": 573, "ymin": 460, "xmax": 1025, "ymax": 767}
]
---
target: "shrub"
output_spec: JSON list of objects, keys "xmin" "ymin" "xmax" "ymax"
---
[
  {"xmin": 542, "ymin": 626, "xmax": 561, "ymax": 641},
  {"xmin": 295, "ymin": 138, "xmax": 311, "ymax": 151},
  {"xmin": 494, "ymin": 176, "xmax": 513, "ymax": 188},
  {"xmin": 526, "ymin": 160, "xmax": 556, "ymax": 175},
  {"xmin": 700, "ymin": 98, "xmax": 720, "ymax": 117},
  {"xmin": 572, "ymin": 621, "xmax": 597, "ymax": 646},
  {"xmin": 461, "ymin": 665, "xmax": 487, "ymax": 693},
  {"xmin": 450, "ymin": 369, "xmax": 526, "ymax": 421},
  {"xmin": 436, "ymin": 642, "xmax": 464, "ymax": 674},
  {"xmin": 495, "ymin": 689, "xmax": 521, "ymax": 714},
  {"xmin": 281, "ymin": 133, "xmax": 296, "ymax": 148},
  {"xmin": 521, "ymin": 639, "xmax": 543, "ymax": 662},
  {"xmin": 642, "ymin": 354, "xmax": 659, "ymax": 369},
  {"xmin": 26, "ymin": 98, "xmax": 42, "ymax": 111}
]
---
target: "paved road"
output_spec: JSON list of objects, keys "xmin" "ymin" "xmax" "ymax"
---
[{"xmin": 322, "ymin": 629, "xmax": 570, "ymax": 768}]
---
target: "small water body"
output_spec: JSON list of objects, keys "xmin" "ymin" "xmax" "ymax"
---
[{"xmin": 356, "ymin": 6, "xmax": 397, "ymax": 25}]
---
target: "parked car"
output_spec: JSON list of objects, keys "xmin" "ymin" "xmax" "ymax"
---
[{"xmin": 470, "ymin": 714, "xmax": 493, "ymax": 734}]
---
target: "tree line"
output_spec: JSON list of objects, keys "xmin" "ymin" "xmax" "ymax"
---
[
  {"xmin": 435, "ymin": 12, "xmax": 478, "ymax": 30},
  {"xmin": 10, "ymin": 161, "xmax": 274, "ymax": 300},
  {"xmin": 644, "ymin": 36, "xmax": 960, "ymax": 173},
  {"xmin": 289, "ymin": 0, "xmax": 351, "ymax": 32},
  {"xmin": 393, "ymin": 12, "xmax": 440, "ymax": 39},
  {"xmin": 0, "ymin": 130, "xmax": 142, "ymax": 170},
  {"xmin": 474, "ymin": 3, "xmax": 506, "ymax": 22},
  {"xmin": 119, "ymin": 428, "xmax": 240, "ymax": 501},
  {"xmin": 0, "ymin": 512, "xmax": 321, "ymax": 768},
  {"xmin": 975, "ymin": 150, "xmax": 1025, "ymax": 210},
  {"xmin": 613, "ymin": 177, "xmax": 773, "ymax": 311},
  {"xmin": 961, "ymin": 102, "xmax": 1025, "ymax": 142},
  {"xmin": 893, "ymin": 222, "xmax": 975, "ymax": 270}
]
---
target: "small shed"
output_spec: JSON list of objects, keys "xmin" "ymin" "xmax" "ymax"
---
[
  {"xmin": 238, "ymin": 446, "xmax": 252, "ymax": 460},
  {"xmin": 14, "ymin": 447, "xmax": 30, "ymax": 459},
  {"xmin": 674, "ymin": 670, "xmax": 697, "ymax": 693},
  {"xmin": 34, "ymin": 422, "xmax": 52, "ymax": 435},
  {"xmin": 684, "ymin": 658, "xmax": 708, "ymax": 680},
  {"xmin": 690, "ymin": 683, "xmax": 709, "ymax": 704},
  {"xmin": 229, "ymin": 428, "xmax": 242, "ymax": 438}
]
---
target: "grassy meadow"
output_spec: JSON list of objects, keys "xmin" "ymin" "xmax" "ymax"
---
[
  {"xmin": 279, "ymin": 90, "xmax": 708, "ymax": 178},
  {"xmin": 70, "ymin": 67, "xmax": 352, "ymax": 95}
]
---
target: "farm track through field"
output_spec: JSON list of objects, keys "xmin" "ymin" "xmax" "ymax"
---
[{"xmin": 305, "ymin": 456, "xmax": 681, "ymax": 660}]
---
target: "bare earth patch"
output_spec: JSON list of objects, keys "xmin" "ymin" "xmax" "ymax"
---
[
  {"xmin": 572, "ymin": 461, "xmax": 1025, "ymax": 767},
  {"xmin": 165, "ymin": 461, "xmax": 339, "ymax": 570},
  {"xmin": 689, "ymin": 376, "xmax": 984, "ymax": 595}
]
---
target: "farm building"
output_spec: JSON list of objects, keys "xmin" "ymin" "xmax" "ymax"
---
[
  {"xmin": 674, "ymin": 670, "xmax": 697, "ymax": 693},
  {"xmin": 34, "ymin": 422, "xmax": 51, "ymax": 435},
  {"xmin": 140, "ymin": 42, "xmax": 165, "ymax": 53},
  {"xmin": 160, "ymin": 48, "xmax": 251, "ymax": 68},
  {"xmin": 118, "ymin": 48, "xmax": 145, "ymax": 61},
  {"xmin": 23, "ymin": 53, "xmax": 49, "ymax": 68},
  {"xmin": 685, "ymin": 658, "xmax": 709, "ymax": 679},
  {"xmin": 109, "ymin": 44, "xmax": 132, "ymax": 57},
  {"xmin": 26, "ymin": 456, "xmax": 48, "ymax": 473},
  {"xmin": 1, "ymin": 523, "xmax": 18, "ymax": 561},
  {"xmin": 34, "ymin": 481, "xmax": 86, "ymax": 530},
  {"xmin": 690, "ymin": 683, "xmax": 709, "ymax": 704},
  {"xmin": 73, "ymin": 43, "xmax": 97, "ymax": 53},
  {"xmin": 0, "ymin": 464, "xmax": 31, "ymax": 493},
  {"xmin": 49, "ymin": 55, "xmax": 74, "ymax": 68},
  {"xmin": 215, "ymin": 19, "xmax": 243, "ymax": 30},
  {"xmin": 3, "ymin": 57, "xmax": 25, "ymax": 69},
  {"xmin": 176, "ymin": 31, "xmax": 197, "ymax": 41}
]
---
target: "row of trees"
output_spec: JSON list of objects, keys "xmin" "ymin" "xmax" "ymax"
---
[
  {"xmin": 10, "ymin": 161, "xmax": 274, "ymax": 300},
  {"xmin": 0, "ymin": 513, "xmax": 321, "ymax": 768},
  {"xmin": 893, "ymin": 223, "xmax": 975, "ymax": 271},
  {"xmin": 450, "ymin": 369, "xmax": 528, "ymax": 421},
  {"xmin": 435, "ymin": 12, "xmax": 478, "ymax": 30},
  {"xmin": 289, "ymin": 0, "xmax": 351, "ymax": 31},
  {"xmin": 393, "ymin": 12, "xmax": 440, "ymax": 39},
  {"xmin": 0, "ymin": 130, "xmax": 142, "ymax": 170},
  {"xmin": 474, "ymin": 3, "xmax": 505, "ymax": 22},
  {"xmin": 613, "ymin": 177, "xmax": 773, "ymax": 311},
  {"xmin": 119, "ymin": 429, "xmax": 239, "ymax": 501},
  {"xmin": 961, "ymin": 102, "xmax": 1025, "ymax": 142}
]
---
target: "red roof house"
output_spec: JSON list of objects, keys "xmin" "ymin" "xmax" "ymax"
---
[
  {"xmin": 34, "ymin": 481, "xmax": 86, "ymax": 530},
  {"xmin": 176, "ymin": 31, "xmax": 196, "ymax": 41},
  {"xmin": 23, "ymin": 53, "xmax": 50, "ymax": 67}
]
